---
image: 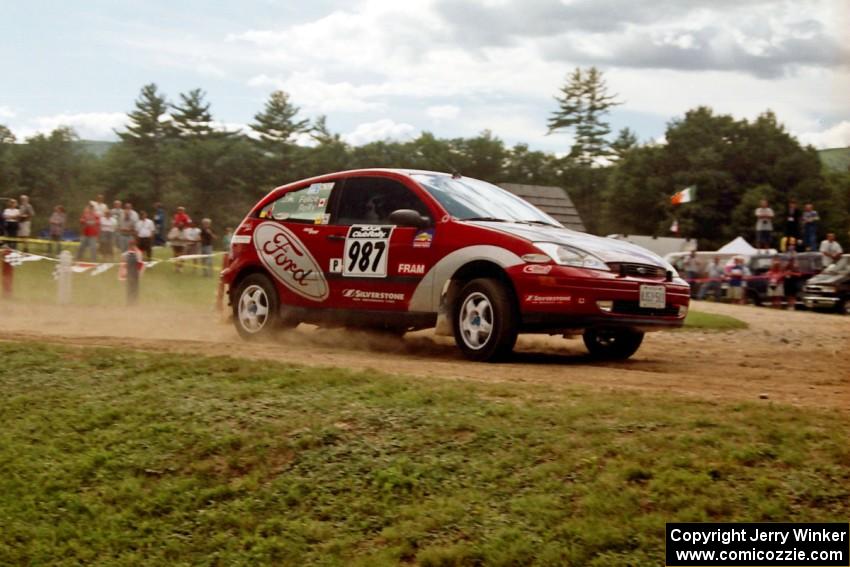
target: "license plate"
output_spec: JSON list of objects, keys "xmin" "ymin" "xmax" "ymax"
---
[{"xmin": 639, "ymin": 285, "xmax": 666, "ymax": 309}]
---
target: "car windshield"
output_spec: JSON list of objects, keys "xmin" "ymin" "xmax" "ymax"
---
[
  {"xmin": 412, "ymin": 174, "xmax": 561, "ymax": 226},
  {"xmin": 823, "ymin": 256, "xmax": 850, "ymax": 275}
]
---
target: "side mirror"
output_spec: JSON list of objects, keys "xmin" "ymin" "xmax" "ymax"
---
[{"xmin": 388, "ymin": 209, "xmax": 429, "ymax": 228}]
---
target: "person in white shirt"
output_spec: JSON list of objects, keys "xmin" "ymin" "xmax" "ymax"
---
[
  {"xmin": 754, "ymin": 199, "xmax": 774, "ymax": 251},
  {"xmin": 91, "ymin": 194, "xmax": 109, "ymax": 218},
  {"xmin": 99, "ymin": 209, "xmax": 118, "ymax": 260},
  {"xmin": 819, "ymin": 233, "xmax": 843, "ymax": 266},
  {"xmin": 135, "ymin": 210, "xmax": 156, "ymax": 261},
  {"xmin": 3, "ymin": 198, "xmax": 21, "ymax": 241}
]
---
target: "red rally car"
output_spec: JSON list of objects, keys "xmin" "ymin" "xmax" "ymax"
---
[{"xmin": 222, "ymin": 169, "xmax": 690, "ymax": 362}]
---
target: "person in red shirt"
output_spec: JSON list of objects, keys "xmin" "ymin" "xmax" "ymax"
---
[
  {"xmin": 172, "ymin": 206, "xmax": 191, "ymax": 228},
  {"xmin": 76, "ymin": 204, "xmax": 100, "ymax": 261}
]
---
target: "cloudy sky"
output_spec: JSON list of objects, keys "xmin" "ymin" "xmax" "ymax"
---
[{"xmin": 2, "ymin": 0, "xmax": 848, "ymax": 151}]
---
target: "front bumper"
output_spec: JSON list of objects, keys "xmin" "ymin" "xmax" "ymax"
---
[
  {"xmin": 510, "ymin": 265, "xmax": 690, "ymax": 332},
  {"xmin": 803, "ymin": 294, "xmax": 840, "ymax": 309}
]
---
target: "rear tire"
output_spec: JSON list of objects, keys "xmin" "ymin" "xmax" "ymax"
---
[
  {"xmin": 453, "ymin": 278, "xmax": 518, "ymax": 362},
  {"xmin": 233, "ymin": 273, "xmax": 281, "ymax": 340},
  {"xmin": 583, "ymin": 328, "xmax": 644, "ymax": 360}
]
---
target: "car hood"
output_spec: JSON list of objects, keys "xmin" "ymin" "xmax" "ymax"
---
[
  {"xmin": 807, "ymin": 272, "xmax": 848, "ymax": 285},
  {"xmin": 468, "ymin": 221, "xmax": 669, "ymax": 267}
]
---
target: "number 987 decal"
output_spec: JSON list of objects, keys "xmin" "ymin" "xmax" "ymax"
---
[{"xmin": 343, "ymin": 225, "xmax": 393, "ymax": 278}]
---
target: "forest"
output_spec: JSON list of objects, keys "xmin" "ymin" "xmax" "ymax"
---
[{"xmin": 1, "ymin": 68, "xmax": 847, "ymax": 249}]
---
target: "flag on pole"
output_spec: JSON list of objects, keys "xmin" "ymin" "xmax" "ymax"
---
[
  {"xmin": 670, "ymin": 219, "xmax": 679, "ymax": 234},
  {"xmin": 671, "ymin": 185, "xmax": 696, "ymax": 206}
]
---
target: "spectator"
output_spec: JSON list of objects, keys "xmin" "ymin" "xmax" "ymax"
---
[
  {"xmin": 110, "ymin": 200, "xmax": 122, "ymax": 224},
  {"xmin": 223, "ymin": 226, "xmax": 233, "ymax": 249},
  {"xmin": 683, "ymin": 250, "xmax": 700, "ymax": 297},
  {"xmin": 726, "ymin": 256, "xmax": 749, "ymax": 305},
  {"xmin": 135, "ymin": 211, "xmax": 156, "ymax": 261},
  {"xmin": 48, "ymin": 205, "xmax": 66, "ymax": 255},
  {"xmin": 99, "ymin": 209, "xmax": 117, "ymax": 261},
  {"xmin": 153, "ymin": 202, "xmax": 166, "ymax": 246},
  {"xmin": 77, "ymin": 204, "xmax": 99, "ymax": 261},
  {"xmin": 801, "ymin": 203, "xmax": 820, "ymax": 251},
  {"xmin": 91, "ymin": 194, "xmax": 108, "ymax": 218},
  {"xmin": 785, "ymin": 236, "xmax": 799, "ymax": 253},
  {"xmin": 697, "ymin": 257, "xmax": 724, "ymax": 300},
  {"xmin": 200, "ymin": 218, "xmax": 217, "ymax": 277},
  {"xmin": 172, "ymin": 206, "xmax": 191, "ymax": 228},
  {"xmin": 754, "ymin": 199, "xmax": 774, "ymax": 251},
  {"xmin": 3, "ymin": 198, "xmax": 21, "ymax": 244},
  {"xmin": 185, "ymin": 221, "xmax": 202, "ymax": 271},
  {"xmin": 117, "ymin": 202, "xmax": 139, "ymax": 252},
  {"xmin": 819, "ymin": 232, "xmax": 843, "ymax": 266},
  {"xmin": 168, "ymin": 222, "xmax": 186, "ymax": 273},
  {"xmin": 784, "ymin": 256, "xmax": 801, "ymax": 310},
  {"xmin": 785, "ymin": 199, "xmax": 801, "ymax": 239},
  {"xmin": 766, "ymin": 258, "xmax": 785, "ymax": 308},
  {"xmin": 17, "ymin": 195, "xmax": 35, "ymax": 252}
]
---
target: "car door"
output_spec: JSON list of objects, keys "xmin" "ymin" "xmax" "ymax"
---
[
  {"xmin": 325, "ymin": 175, "xmax": 440, "ymax": 312},
  {"xmin": 253, "ymin": 180, "xmax": 341, "ymax": 308}
]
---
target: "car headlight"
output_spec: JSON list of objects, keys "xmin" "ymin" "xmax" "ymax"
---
[{"xmin": 533, "ymin": 242, "xmax": 610, "ymax": 271}]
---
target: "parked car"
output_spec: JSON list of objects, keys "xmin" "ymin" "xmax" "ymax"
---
[
  {"xmin": 222, "ymin": 169, "xmax": 690, "ymax": 362},
  {"xmin": 745, "ymin": 252, "xmax": 823, "ymax": 306},
  {"xmin": 803, "ymin": 255, "xmax": 850, "ymax": 314}
]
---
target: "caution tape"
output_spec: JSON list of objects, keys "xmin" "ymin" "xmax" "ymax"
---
[
  {"xmin": 3, "ymin": 247, "xmax": 225, "ymax": 276},
  {"xmin": 0, "ymin": 236, "xmax": 79, "ymax": 247}
]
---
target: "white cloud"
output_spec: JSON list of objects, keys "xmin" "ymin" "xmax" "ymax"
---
[
  {"xmin": 248, "ymin": 73, "xmax": 386, "ymax": 113},
  {"xmin": 0, "ymin": 106, "xmax": 15, "ymax": 119},
  {"xmin": 14, "ymin": 112, "xmax": 127, "ymax": 140},
  {"xmin": 426, "ymin": 105, "xmax": 461, "ymax": 120},
  {"xmin": 342, "ymin": 119, "xmax": 418, "ymax": 146},
  {"xmin": 799, "ymin": 121, "xmax": 850, "ymax": 149}
]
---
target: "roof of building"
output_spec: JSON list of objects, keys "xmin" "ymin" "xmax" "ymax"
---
[{"xmin": 499, "ymin": 183, "xmax": 586, "ymax": 231}]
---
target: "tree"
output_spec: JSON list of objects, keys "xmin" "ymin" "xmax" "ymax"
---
[
  {"xmin": 611, "ymin": 127, "xmax": 638, "ymax": 160},
  {"xmin": 249, "ymin": 90, "xmax": 311, "ymax": 186},
  {"xmin": 0, "ymin": 125, "xmax": 18, "ymax": 195},
  {"xmin": 171, "ymin": 88, "xmax": 231, "ymax": 139},
  {"xmin": 116, "ymin": 83, "xmax": 175, "ymax": 202}
]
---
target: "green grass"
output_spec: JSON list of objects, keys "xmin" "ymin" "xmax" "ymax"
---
[
  {"xmin": 1, "ymin": 343, "xmax": 847, "ymax": 566},
  {"xmin": 683, "ymin": 310, "xmax": 748, "ymax": 331}
]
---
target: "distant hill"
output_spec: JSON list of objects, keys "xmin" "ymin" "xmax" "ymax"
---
[
  {"xmin": 818, "ymin": 147, "xmax": 850, "ymax": 173},
  {"xmin": 75, "ymin": 140, "xmax": 115, "ymax": 158}
]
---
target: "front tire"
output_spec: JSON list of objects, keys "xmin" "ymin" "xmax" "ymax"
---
[
  {"xmin": 453, "ymin": 278, "xmax": 518, "ymax": 362},
  {"xmin": 583, "ymin": 328, "xmax": 644, "ymax": 360},
  {"xmin": 233, "ymin": 273, "xmax": 281, "ymax": 340}
]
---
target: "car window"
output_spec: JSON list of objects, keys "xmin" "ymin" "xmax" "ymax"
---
[
  {"xmin": 258, "ymin": 182, "xmax": 335, "ymax": 224},
  {"xmin": 333, "ymin": 177, "xmax": 430, "ymax": 226}
]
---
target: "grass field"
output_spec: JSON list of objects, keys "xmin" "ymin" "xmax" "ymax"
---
[{"xmin": 1, "ymin": 342, "xmax": 847, "ymax": 565}]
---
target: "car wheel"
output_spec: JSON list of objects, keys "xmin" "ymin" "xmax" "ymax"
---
[
  {"xmin": 583, "ymin": 328, "xmax": 644, "ymax": 360},
  {"xmin": 453, "ymin": 278, "xmax": 518, "ymax": 362},
  {"xmin": 233, "ymin": 273, "xmax": 281, "ymax": 340}
]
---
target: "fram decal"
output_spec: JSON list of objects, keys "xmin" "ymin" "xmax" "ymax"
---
[
  {"xmin": 398, "ymin": 263, "xmax": 425, "ymax": 275},
  {"xmin": 524, "ymin": 294, "xmax": 571, "ymax": 304},
  {"xmin": 523, "ymin": 264, "xmax": 552, "ymax": 275},
  {"xmin": 342, "ymin": 289, "xmax": 405, "ymax": 302},
  {"xmin": 412, "ymin": 228, "xmax": 434, "ymax": 248},
  {"xmin": 254, "ymin": 222, "xmax": 328, "ymax": 301}
]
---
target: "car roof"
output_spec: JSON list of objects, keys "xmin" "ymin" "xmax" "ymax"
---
[{"xmin": 271, "ymin": 168, "xmax": 453, "ymax": 192}]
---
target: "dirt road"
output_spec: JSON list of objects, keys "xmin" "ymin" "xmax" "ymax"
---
[{"xmin": 1, "ymin": 300, "xmax": 847, "ymax": 412}]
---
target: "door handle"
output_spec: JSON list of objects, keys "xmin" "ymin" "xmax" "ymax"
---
[{"xmin": 326, "ymin": 234, "xmax": 346, "ymax": 241}]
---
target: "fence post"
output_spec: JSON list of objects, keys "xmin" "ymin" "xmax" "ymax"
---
[
  {"xmin": 1, "ymin": 248, "xmax": 13, "ymax": 299},
  {"xmin": 58, "ymin": 251, "xmax": 72, "ymax": 304},
  {"xmin": 126, "ymin": 251, "xmax": 140, "ymax": 305}
]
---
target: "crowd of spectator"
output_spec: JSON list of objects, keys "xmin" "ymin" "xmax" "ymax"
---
[{"xmin": 2, "ymin": 194, "xmax": 226, "ymax": 277}]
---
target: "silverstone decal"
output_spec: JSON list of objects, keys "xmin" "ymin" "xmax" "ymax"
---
[
  {"xmin": 412, "ymin": 228, "xmax": 434, "ymax": 248},
  {"xmin": 524, "ymin": 294, "xmax": 572, "ymax": 304},
  {"xmin": 342, "ymin": 289, "xmax": 405, "ymax": 303},
  {"xmin": 254, "ymin": 222, "xmax": 329, "ymax": 302},
  {"xmin": 344, "ymin": 225, "xmax": 393, "ymax": 278},
  {"xmin": 398, "ymin": 263, "xmax": 425, "ymax": 275}
]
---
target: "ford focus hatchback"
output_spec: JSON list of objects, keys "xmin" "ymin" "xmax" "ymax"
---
[{"xmin": 222, "ymin": 169, "xmax": 690, "ymax": 361}]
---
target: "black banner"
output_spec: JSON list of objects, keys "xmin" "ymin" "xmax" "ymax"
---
[{"xmin": 666, "ymin": 523, "xmax": 849, "ymax": 566}]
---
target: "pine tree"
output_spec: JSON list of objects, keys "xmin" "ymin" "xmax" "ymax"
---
[
  {"xmin": 548, "ymin": 67, "xmax": 620, "ymax": 166},
  {"xmin": 250, "ymin": 91, "xmax": 309, "ymax": 150},
  {"xmin": 611, "ymin": 127, "xmax": 638, "ymax": 160},
  {"xmin": 171, "ymin": 89, "xmax": 237, "ymax": 139}
]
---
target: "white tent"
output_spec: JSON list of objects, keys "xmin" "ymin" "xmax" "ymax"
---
[{"xmin": 716, "ymin": 236, "xmax": 757, "ymax": 255}]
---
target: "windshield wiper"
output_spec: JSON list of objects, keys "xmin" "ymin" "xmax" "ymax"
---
[
  {"xmin": 460, "ymin": 216, "xmax": 509, "ymax": 222},
  {"xmin": 518, "ymin": 219, "xmax": 560, "ymax": 227}
]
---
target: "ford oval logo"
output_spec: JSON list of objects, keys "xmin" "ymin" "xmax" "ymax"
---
[{"xmin": 254, "ymin": 222, "xmax": 329, "ymax": 302}]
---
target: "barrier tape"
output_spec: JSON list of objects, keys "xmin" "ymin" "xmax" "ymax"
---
[
  {"xmin": 687, "ymin": 273, "xmax": 805, "ymax": 283},
  {"xmin": 3, "ymin": 248, "xmax": 225, "ymax": 276}
]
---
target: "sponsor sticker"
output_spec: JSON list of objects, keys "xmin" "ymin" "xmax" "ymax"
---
[
  {"xmin": 344, "ymin": 225, "xmax": 393, "ymax": 278},
  {"xmin": 412, "ymin": 228, "xmax": 434, "ymax": 248},
  {"xmin": 230, "ymin": 235, "xmax": 251, "ymax": 245},
  {"xmin": 523, "ymin": 264, "xmax": 553, "ymax": 275},
  {"xmin": 342, "ymin": 289, "xmax": 405, "ymax": 303},
  {"xmin": 329, "ymin": 258, "xmax": 343, "ymax": 273},
  {"xmin": 254, "ymin": 222, "xmax": 329, "ymax": 302},
  {"xmin": 524, "ymin": 294, "xmax": 571, "ymax": 304},
  {"xmin": 398, "ymin": 263, "xmax": 425, "ymax": 275},
  {"xmin": 302, "ymin": 227, "xmax": 319, "ymax": 235}
]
